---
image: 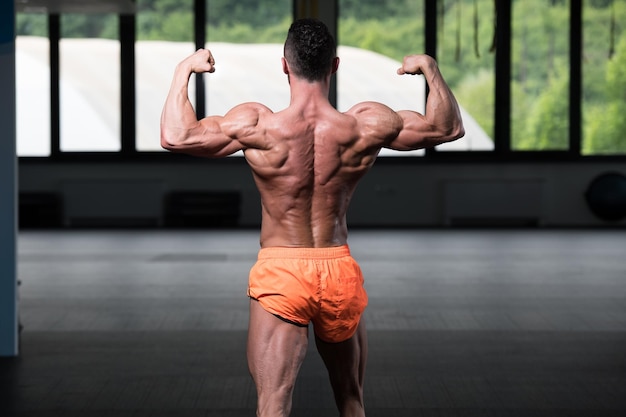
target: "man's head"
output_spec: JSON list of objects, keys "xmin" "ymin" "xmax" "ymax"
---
[{"xmin": 283, "ymin": 18, "xmax": 337, "ymax": 82}]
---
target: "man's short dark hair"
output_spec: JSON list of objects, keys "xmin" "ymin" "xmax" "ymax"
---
[{"xmin": 284, "ymin": 18, "xmax": 336, "ymax": 82}]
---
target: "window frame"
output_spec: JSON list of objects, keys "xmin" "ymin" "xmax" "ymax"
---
[{"xmin": 17, "ymin": 0, "xmax": 625, "ymax": 164}]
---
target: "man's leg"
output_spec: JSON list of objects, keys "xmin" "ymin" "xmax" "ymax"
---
[
  {"xmin": 247, "ymin": 299, "xmax": 309, "ymax": 417},
  {"xmin": 314, "ymin": 320, "xmax": 368, "ymax": 417}
]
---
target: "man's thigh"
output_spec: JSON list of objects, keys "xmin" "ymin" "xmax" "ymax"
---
[{"xmin": 247, "ymin": 299, "xmax": 309, "ymax": 391}]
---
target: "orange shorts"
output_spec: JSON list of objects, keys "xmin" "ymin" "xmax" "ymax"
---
[{"xmin": 247, "ymin": 245, "xmax": 368, "ymax": 343}]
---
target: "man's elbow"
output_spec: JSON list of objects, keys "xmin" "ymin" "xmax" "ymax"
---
[
  {"xmin": 160, "ymin": 132, "xmax": 174, "ymax": 151},
  {"xmin": 160, "ymin": 127, "xmax": 185, "ymax": 151},
  {"xmin": 444, "ymin": 119, "xmax": 465, "ymax": 142},
  {"xmin": 451, "ymin": 123, "xmax": 465, "ymax": 141}
]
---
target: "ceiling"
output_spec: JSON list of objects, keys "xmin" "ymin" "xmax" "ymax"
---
[{"xmin": 15, "ymin": 0, "xmax": 136, "ymax": 14}]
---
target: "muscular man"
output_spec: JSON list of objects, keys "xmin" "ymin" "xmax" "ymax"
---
[{"xmin": 161, "ymin": 18, "xmax": 464, "ymax": 417}]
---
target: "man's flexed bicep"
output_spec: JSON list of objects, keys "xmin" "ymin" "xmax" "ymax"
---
[
  {"xmin": 386, "ymin": 54, "xmax": 465, "ymax": 151},
  {"xmin": 162, "ymin": 102, "xmax": 270, "ymax": 158},
  {"xmin": 161, "ymin": 114, "xmax": 245, "ymax": 158}
]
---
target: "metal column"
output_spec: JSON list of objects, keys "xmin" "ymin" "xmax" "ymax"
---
[{"xmin": 0, "ymin": 0, "xmax": 18, "ymax": 357}]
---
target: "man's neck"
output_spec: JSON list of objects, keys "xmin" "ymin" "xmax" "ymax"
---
[{"xmin": 288, "ymin": 77, "xmax": 331, "ymax": 107}]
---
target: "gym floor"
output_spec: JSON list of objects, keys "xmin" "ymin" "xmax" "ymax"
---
[{"xmin": 1, "ymin": 229, "xmax": 626, "ymax": 416}]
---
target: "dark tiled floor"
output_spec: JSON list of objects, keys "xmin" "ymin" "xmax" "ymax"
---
[{"xmin": 1, "ymin": 229, "xmax": 626, "ymax": 416}]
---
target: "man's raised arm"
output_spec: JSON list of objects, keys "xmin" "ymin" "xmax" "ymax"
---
[
  {"xmin": 160, "ymin": 49, "xmax": 248, "ymax": 157},
  {"xmin": 388, "ymin": 54, "xmax": 465, "ymax": 151},
  {"xmin": 160, "ymin": 49, "xmax": 214, "ymax": 148}
]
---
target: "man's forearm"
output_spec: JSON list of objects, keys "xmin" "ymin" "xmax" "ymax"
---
[
  {"xmin": 160, "ymin": 64, "xmax": 200, "ymax": 147},
  {"xmin": 422, "ymin": 63, "xmax": 464, "ymax": 139}
]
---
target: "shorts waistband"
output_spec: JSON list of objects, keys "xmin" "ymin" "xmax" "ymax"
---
[{"xmin": 257, "ymin": 245, "xmax": 351, "ymax": 260}]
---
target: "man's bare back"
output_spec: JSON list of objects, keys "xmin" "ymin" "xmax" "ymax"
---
[{"xmin": 241, "ymin": 94, "xmax": 405, "ymax": 248}]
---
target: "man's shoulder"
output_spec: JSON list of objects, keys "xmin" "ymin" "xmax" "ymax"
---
[
  {"xmin": 343, "ymin": 101, "xmax": 403, "ymax": 143},
  {"xmin": 221, "ymin": 102, "xmax": 275, "ymax": 134},
  {"xmin": 344, "ymin": 101, "xmax": 402, "ymax": 131},
  {"xmin": 344, "ymin": 101, "xmax": 396, "ymax": 117},
  {"xmin": 227, "ymin": 102, "xmax": 274, "ymax": 117}
]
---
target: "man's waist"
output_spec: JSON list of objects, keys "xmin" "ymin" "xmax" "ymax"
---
[{"xmin": 257, "ymin": 245, "xmax": 351, "ymax": 260}]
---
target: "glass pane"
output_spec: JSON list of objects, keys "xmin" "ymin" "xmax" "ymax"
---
[
  {"xmin": 338, "ymin": 0, "xmax": 425, "ymax": 156},
  {"xmin": 436, "ymin": 0, "xmax": 495, "ymax": 152},
  {"xmin": 136, "ymin": 0, "xmax": 195, "ymax": 151},
  {"xmin": 205, "ymin": 0, "xmax": 292, "ymax": 116},
  {"xmin": 16, "ymin": 13, "xmax": 50, "ymax": 157},
  {"xmin": 511, "ymin": 0, "xmax": 570, "ymax": 151},
  {"xmin": 60, "ymin": 13, "xmax": 120, "ymax": 152},
  {"xmin": 582, "ymin": 0, "xmax": 626, "ymax": 155}
]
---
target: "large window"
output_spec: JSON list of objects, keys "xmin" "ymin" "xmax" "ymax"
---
[
  {"xmin": 511, "ymin": 0, "xmax": 570, "ymax": 151},
  {"xmin": 436, "ymin": 0, "xmax": 495, "ymax": 152},
  {"xmin": 582, "ymin": 0, "xmax": 626, "ymax": 155},
  {"xmin": 16, "ymin": 13, "xmax": 50, "ymax": 157},
  {"xmin": 60, "ymin": 13, "xmax": 120, "ymax": 152},
  {"xmin": 205, "ymin": 0, "xmax": 292, "ymax": 116},
  {"xmin": 136, "ymin": 0, "xmax": 194, "ymax": 151}
]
